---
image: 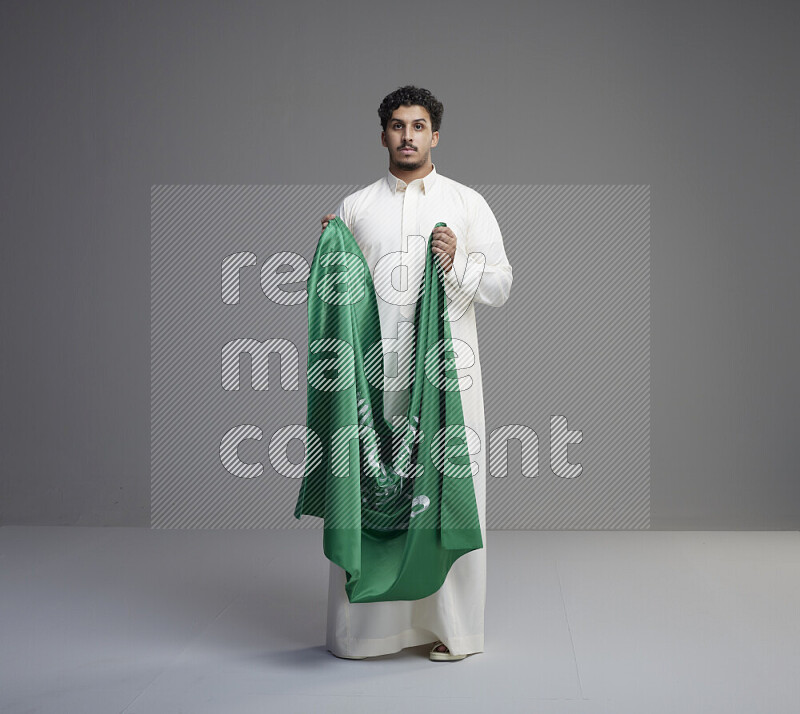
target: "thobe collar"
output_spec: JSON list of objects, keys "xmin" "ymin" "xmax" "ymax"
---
[{"xmin": 386, "ymin": 163, "xmax": 438, "ymax": 195}]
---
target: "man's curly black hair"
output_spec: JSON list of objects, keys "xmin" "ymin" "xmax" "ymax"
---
[{"xmin": 378, "ymin": 85, "xmax": 444, "ymax": 134}]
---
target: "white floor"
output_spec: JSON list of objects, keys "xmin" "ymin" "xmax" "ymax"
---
[{"xmin": 1, "ymin": 527, "xmax": 798, "ymax": 714}]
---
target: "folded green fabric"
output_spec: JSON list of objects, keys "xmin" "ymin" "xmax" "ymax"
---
[{"xmin": 294, "ymin": 217, "xmax": 483, "ymax": 603}]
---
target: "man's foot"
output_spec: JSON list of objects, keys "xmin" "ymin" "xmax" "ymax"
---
[{"xmin": 429, "ymin": 640, "xmax": 467, "ymax": 661}]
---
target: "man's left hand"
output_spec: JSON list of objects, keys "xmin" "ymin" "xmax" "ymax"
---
[{"xmin": 431, "ymin": 225, "xmax": 457, "ymax": 273}]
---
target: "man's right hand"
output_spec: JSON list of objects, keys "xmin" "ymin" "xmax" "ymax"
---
[{"xmin": 321, "ymin": 213, "xmax": 336, "ymax": 230}]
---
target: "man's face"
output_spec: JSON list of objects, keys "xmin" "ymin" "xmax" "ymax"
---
[{"xmin": 381, "ymin": 105, "xmax": 439, "ymax": 172}]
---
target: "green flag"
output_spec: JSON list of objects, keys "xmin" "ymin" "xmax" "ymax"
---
[{"xmin": 294, "ymin": 217, "xmax": 483, "ymax": 603}]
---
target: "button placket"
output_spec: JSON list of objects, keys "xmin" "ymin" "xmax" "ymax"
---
[{"xmin": 400, "ymin": 180, "xmax": 422, "ymax": 318}]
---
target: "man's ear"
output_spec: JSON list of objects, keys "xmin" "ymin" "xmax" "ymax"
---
[
  {"xmin": 381, "ymin": 131, "xmax": 387, "ymax": 147},
  {"xmin": 431, "ymin": 131, "xmax": 439, "ymax": 147}
]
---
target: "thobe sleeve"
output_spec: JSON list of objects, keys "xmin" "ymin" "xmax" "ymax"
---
[
  {"xmin": 442, "ymin": 192, "xmax": 513, "ymax": 309},
  {"xmin": 334, "ymin": 198, "xmax": 352, "ymax": 232}
]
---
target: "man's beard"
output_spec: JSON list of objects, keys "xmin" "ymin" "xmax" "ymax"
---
[{"xmin": 394, "ymin": 148, "xmax": 426, "ymax": 170}]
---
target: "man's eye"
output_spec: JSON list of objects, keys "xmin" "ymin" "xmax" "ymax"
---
[{"xmin": 415, "ymin": 124, "xmax": 423, "ymax": 129}]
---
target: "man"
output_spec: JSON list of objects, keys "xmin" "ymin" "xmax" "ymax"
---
[{"xmin": 320, "ymin": 85, "xmax": 513, "ymax": 661}]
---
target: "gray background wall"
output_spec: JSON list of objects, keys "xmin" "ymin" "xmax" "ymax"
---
[{"xmin": 1, "ymin": 0, "xmax": 797, "ymax": 528}]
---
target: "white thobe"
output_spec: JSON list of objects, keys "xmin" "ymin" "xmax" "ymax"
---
[{"xmin": 325, "ymin": 163, "xmax": 513, "ymax": 657}]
